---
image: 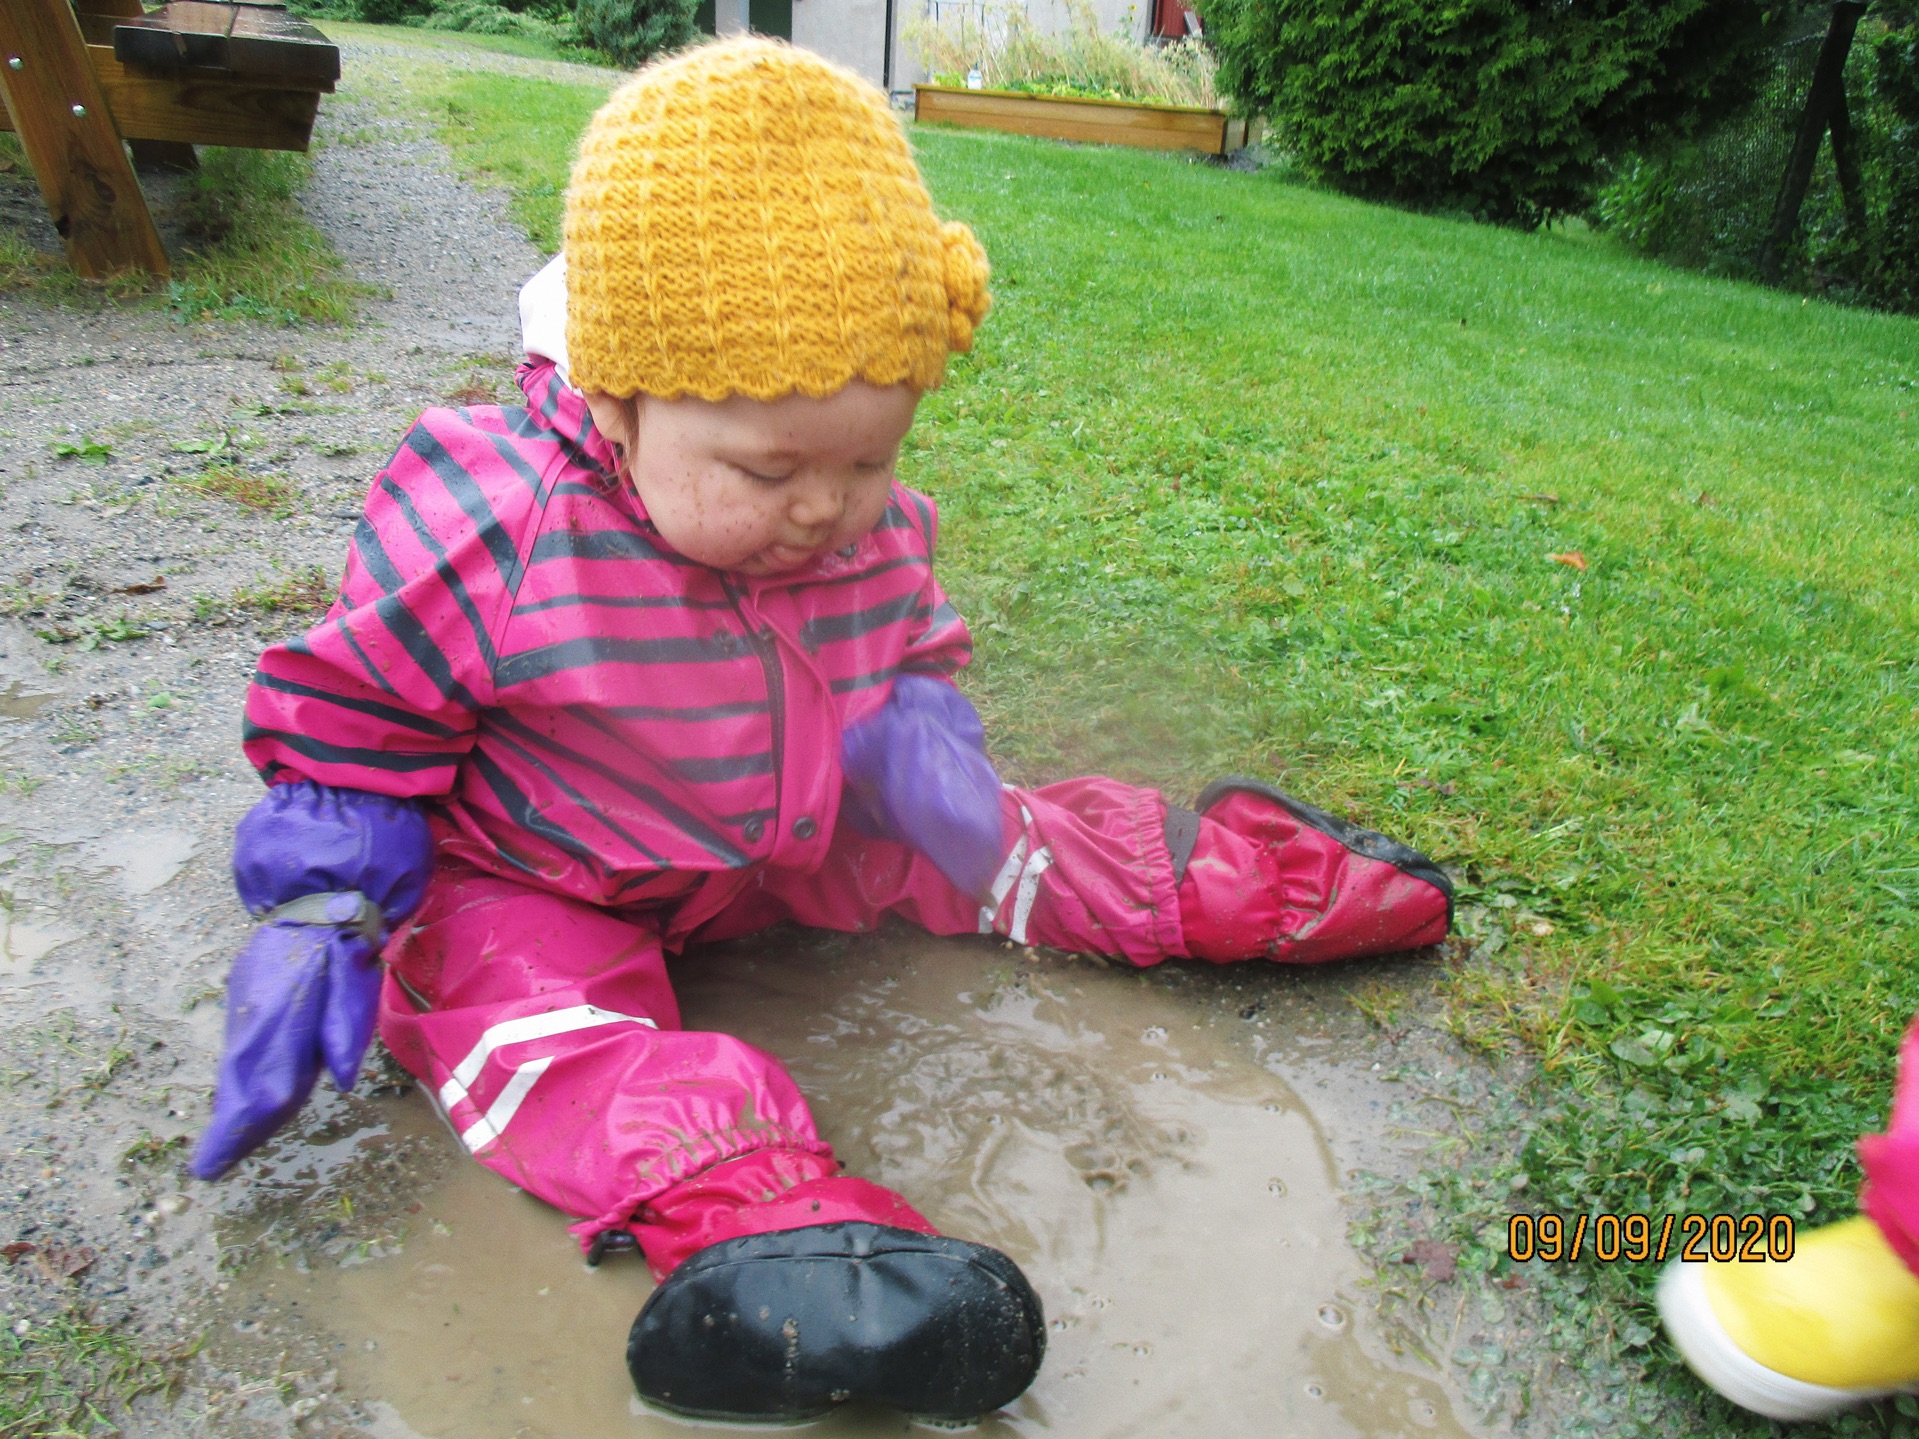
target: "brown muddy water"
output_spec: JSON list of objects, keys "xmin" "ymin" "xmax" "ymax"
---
[{"xmin": 216, "ymin": 931, "xmax": 1480, "ymax": 1439}]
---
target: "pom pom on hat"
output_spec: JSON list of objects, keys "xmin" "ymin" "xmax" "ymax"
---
[
  {"xmin": 564, "ymin": 36, "xmax": 991, "ymax": 401},
  {"xmin": 941, "ymin": 221, "xmax": 991, "ymax": 354}
]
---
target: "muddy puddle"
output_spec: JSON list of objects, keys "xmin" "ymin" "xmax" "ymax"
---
[
  {"xmin": 222, "ymin": 932, "xmax": 1479, "ymax": 1438},
  {"xmin": 0, "ymin": 679, "xmax": 60, "ymax": 719},
  {"xmin": 88, "ymin": 825, "xmax": 199, "ymax": 897},
  {"xmin": 0, "ymin": 911, "xmax": 78, "ymax": 976}
]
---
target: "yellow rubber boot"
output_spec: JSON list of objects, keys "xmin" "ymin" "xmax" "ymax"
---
[{"xmin": 1658, "ymin": 1215, "xmax": 1919, "ymax": 1420}]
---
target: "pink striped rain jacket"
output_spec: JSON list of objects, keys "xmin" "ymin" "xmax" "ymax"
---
[{"xmin": 244, "ymin": 361, "xmax": 972, "ymax": 938}]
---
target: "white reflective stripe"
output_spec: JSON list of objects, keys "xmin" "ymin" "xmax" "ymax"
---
[
  {"xmin": 459, "ymin": 1054, "xmax": 554, "ymax": 1154},
  {"xmin": 1008, "ymin": 846, "xmax": 1054, "ymax": 945},
  {"xmin": 978, "ymin": 835, "xmax": 1031, "ymax": 934},
  {"xmin": 438, "ymin": 1003, "xmax": 656, "ymax": 1112}
]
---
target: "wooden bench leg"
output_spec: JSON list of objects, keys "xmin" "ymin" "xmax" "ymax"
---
[{"xmin": 0, "ymin": 0, "xmax": 169, "ymax": 279}]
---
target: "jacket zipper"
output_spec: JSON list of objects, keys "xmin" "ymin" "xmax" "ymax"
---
[{"xmin": 728, "ymin": 585, "xmax": 785, "ymax": 838}]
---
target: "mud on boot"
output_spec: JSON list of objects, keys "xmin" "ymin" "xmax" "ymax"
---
[
  {"xmin": 1174, "ymin": 776, "xmax": 1453, "ymax": 964},
  {"xmin": 627, "ymin": 1221, "xmax": 1046, "ymax": 1424}
]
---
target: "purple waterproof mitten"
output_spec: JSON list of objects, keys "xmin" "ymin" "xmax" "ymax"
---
[
  {"xmin": 841, "ymin": 674, "xmax": 1004, "ymax": 900},
  {"xmin": 191, "ymin": 783, "xmax": 434, "ymax": 1181}
]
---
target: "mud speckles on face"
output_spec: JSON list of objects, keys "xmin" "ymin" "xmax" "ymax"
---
[{"xmin": 214, "ymin": 932, "xmax": 1481, "ymax": 1438}]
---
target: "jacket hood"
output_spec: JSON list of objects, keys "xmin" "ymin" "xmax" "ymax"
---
[{"xmin": 519, "ymin": 253, "xmax": 571, "ymax": 384}]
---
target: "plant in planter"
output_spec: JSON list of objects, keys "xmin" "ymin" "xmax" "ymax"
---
[{"xmin": 906, "ymin": 0, "xmax": 1218, "ymax": 108}]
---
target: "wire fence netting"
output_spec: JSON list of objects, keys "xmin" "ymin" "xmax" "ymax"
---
[{"xmin": 1598, "ymin": 4, "xmax": 1918, "ymax": 310}]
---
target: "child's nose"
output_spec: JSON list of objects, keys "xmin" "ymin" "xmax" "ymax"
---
[{"xmin": 786, "ymin": 475, "xmax": 846, "ymax": 533}]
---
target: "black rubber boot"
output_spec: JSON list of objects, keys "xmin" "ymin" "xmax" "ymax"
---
[{"xmin": 627, "ymin": 1221, "xmax": 1046, "ymax": 1424}]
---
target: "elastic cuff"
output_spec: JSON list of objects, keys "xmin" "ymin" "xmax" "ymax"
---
[{"xmin": 567, "ymin": 1125, "xmax": 836, "ymax": 1250}]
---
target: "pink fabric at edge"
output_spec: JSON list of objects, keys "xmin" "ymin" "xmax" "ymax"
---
[{"xmin": 1860, "ymin": 1018, "xmax": 1919, "ymax": 1275}]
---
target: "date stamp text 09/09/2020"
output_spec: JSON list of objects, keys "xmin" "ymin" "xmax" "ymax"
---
[{"xmin": 1506, "ymin": 1213, "xmax": 1798, "ymax": 1264}]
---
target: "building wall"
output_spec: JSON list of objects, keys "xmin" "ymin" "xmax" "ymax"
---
[{"xmin": 791, "ymin": 0, "xmax": 901, "ymax": 91}]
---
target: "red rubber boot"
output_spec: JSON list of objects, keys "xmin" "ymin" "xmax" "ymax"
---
[{"xmin": 1175, "ymin": 776, "xmax": 1452, "ymax": 964}]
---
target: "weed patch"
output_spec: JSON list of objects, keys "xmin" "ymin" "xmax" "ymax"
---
[
  {"xmin": 0, "ymin": 1311, "xmax": 176, "ymax": 1437},
  {"xmin": 233, "ymin": 566, "xmax": 336, "ymax": 616},
  {"xmin": 168, "ymin": 149, "xmax": 372, "ymax": 325},
  {"xmin": 179, "ymin": 464, "xmax": 298, "ymax": 516},
  {"xmin": 120, "ymin": 1132, "xmax": 189, "ymax": 1168},
  {"xmin": 49, "ymin": 439, "xmax": 112, "ymax": 463}
]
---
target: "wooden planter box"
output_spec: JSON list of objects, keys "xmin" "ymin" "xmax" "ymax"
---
[{"xmin": 915, "ymin": 84, "xmax": 1248, "ymax": 156}]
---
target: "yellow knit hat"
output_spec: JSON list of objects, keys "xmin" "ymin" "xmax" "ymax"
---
[{"xmin": 564, "ymin": 36, "xmax": 991, "ymax": 402}]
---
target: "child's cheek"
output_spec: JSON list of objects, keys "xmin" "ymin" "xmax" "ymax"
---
[
  {"xmin": 847, "ymin": 480, "xmax": 894, "ymax": 544},
  {"xmin": 690, "ymin": 473, "xmax": 776, "ymax": 560}
]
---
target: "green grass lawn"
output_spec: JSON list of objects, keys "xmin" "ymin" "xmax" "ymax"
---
[{"xmin": 389, "ymin": 47, "xmax": 1919, "ymax": 1434}]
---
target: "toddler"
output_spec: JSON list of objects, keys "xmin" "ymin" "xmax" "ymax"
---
[{"xmin": 192, "ymin": 38, "xmax": 1452, "ymax": 1425}]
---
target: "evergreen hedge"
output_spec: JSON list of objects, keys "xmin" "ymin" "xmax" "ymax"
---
[
  {"xmin": 1199, "ymin": 0, "xmax": 1776, "ymax": 226},
  {"xmin": 574, "ymin": 0, "xmax": 698, "ymax": 66}
]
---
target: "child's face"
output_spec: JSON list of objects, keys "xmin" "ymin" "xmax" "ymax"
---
[{"xmin": 587, "ymin": 382, "xmax": 919, "ymax": 577}]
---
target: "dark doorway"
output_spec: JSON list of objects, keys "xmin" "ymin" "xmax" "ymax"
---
[
  {"xmin": 694, "ymin": 0, "xmax": 788, "ymax": 38},
  {"xmin": 749, "ymin": 0, "xmax": 791, "ymax": 38}
]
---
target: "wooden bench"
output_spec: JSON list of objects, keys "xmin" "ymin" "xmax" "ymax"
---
[{"xmin": 0, "ymin": 0, "xmax": 338, "ymax": 279}]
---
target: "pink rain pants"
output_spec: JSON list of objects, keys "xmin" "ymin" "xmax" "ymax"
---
[
  {"xmin": 378, "ymin": 773, "xmax": 1449, "ymax": 1277},
  {"xmin": 379, "ymin": 776, "xmax": 1181, "ymax": 1277}
]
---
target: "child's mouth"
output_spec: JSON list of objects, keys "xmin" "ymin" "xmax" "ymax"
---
[{"xmin": 757, "ymin": 543, "xmax": 819, "ymax": 571}]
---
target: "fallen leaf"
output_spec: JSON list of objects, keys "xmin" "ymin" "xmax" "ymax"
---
[
  {"xmin": 32, "ymin": 1244, "xmax": 96, "ymax": 1281},
  {"xmin": 1549, "ymin": 551, "xmax": 1588, "ymax": 571},
  {"xmin": 1499, "ymin": 1274, "xmax": 1527, "ymax": 1290},
  {"xmin": 1695, "ymin": 492, "xmax": 1716, "ymax": 507},
  {"xmin": 115, "ymin": 577, "xmax": 166, "ymax": 596},
  {"xmin": 1519, "ymin": 492, "xmax": 1560, "ymax": 505},
  {"xmin": 1401, "ymin": 1239, "xmax": 1457, "ymax": 1282},
  {"xmin": 446, "ymin": 384, "xmax": 495, "ymax": 405},
  {"xmin": 2, "ymin": 1241, "xmax": 36, "ymax": 1262},
  {"xmin": 1402, "ymin": 777, "xmax": 1456, "ymax": 797}
]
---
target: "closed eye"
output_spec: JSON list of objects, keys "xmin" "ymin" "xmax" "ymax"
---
[{"xmin": 732, "ymin": 462, "xmax": 794, "ymax": 485}]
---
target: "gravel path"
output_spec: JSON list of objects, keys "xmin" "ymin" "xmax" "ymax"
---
[{"xmin": 0, "ymin": 39, "xmax": 557, "ymax": 1435}]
